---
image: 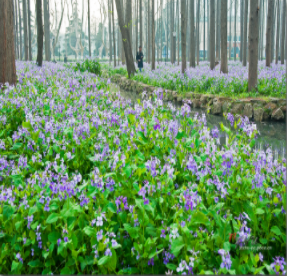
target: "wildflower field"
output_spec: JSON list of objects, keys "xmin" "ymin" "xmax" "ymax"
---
[
  {"xmin": 103, "ymin": 61, "xmax": 286, "ymax": 98},
  {"xmin": 0, "ymin": 61, "xmax": 286, "ymax": 275}
]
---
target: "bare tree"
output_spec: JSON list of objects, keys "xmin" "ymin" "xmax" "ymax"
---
[
  {"xmin": 266, "ymin": 0, "xmax": 273, "ymax": 67},
  {"xmin": 14, "ymin": 0, "xmax": 19, "ymax": 59},
  {"xmin": 221, "ymin": 0, "xmax": 228, "ymax": 73},
  {"xmin": 18, "ymin": 0, "xmax": 22, "ymax": 60},
  {"xmin": 203, "ymin": 0, "xmax": 206, "ymax": 60},
  {"xmin": 152, "ymin": 0, "xmax": 155, "ymax": 70},
  {"xmin": 181, "ymin": 0, "xmax": 187, "ymax": 73},
  {"xmin": 112, "ymin": 0, "xmax": 116, "ymax": 67},
  {"xmin": 115, "ymin": 0, "xmax": 136, "ymax": 77},
  {"xmin": 23, "ymin": 0, "xmax": 28, "ymax": 61},
  {"xmin": 88, "ymin": 0, "xmax": 91, "ymax": 56},
  {"xmin": 140, "ymin": 0, "xmax": 142, "ymax": 46},
  {"xmin": 234, "ymin": 0, "xmax": 237, "ymax": 61},
  {"xmin": 229, "ymin": 0, "xmax": 232, "ymax": 60},
  {"xmin": 0, "ymin": 0, "xmax": 17, "ymax": 86},
  {"xmin": 210, "ymin": 0, "xmax": 215, "ymax": 69},
  {"xmin": 275, "ymin": 0, "xmax": 280, "ymax": 64},
  {"xmin": 240, "ymin": 0, "xmax": 243, "ymax": 61},
  {"xmin": 243, "ymin": 0, "xmax": 248, "ymax": 66},
  {"xmin": 43, "ymin": 0, "xmax": 51, "ymax": 61},
  {"xmin": 216, "ymin": 0, "xmax": 220, "ymax": 61},
  {"xmin": 189, "ymin": 0, "xmax": 195, "ymax": 67},
  {"xmin": 28, "ymin": 0, "xmax": 32, "ymax": 60},
  {"xmin": 248, "ymin": 0, "xmax": 259, "ymax": 91},
  {"xmin": 207, "ymin": 0, "xmax": 209, "ymax": 60},
  {"xmin": 36, "ymin": 0, "xmax": 43, "ymax": 66},
  {"xmin": 271, "ymin": 0, "xmax": 276, "ymax": 63},
  {"xmin": 197, "ymin": 0, "xmax": 200, "ymax": 65},
  {"xmin": 281, "ymin": 0, "xmax": 286, "ymax": 64}
]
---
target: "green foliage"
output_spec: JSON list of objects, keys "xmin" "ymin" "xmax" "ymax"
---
[{"xmin": 74, "ymin": 59, "xmax": 102, "ymax": 76}]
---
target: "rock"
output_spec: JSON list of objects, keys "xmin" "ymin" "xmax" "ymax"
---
[
  {"xmin": 280, "ymin": 106, "xmax": 286, "ymax": 113},
  {"xmin": 207, "ymin": 99, "xmax": 213, "ymax": 106},
  {"xmin": 250, "ymin": 99, "xmax": 267, "ymax": 106},
  {"xmin": 193, "ymin": 93, "xmax": 202, "ymax": 99},
  {"xmin": 200, "ymin": 95, "xmax": 209, "ymax": 104},
  {"xmin": 263, "ymin": 111, "xmax": 270, "ymax": 121},
  {"xmin": 211, "ymin": 101, "xmax": 222, "ymax": 115},
  {"xmin": 230, "ymin": 103, "xmax": 244, "ymax": 115},
  {"xmin": 192, "ymin": 99, "xmax": 201, "ymax": 108},
  {"xmin": 253, "ymin": 108, "xmax": 264, "ymax": 122},
  {"xmin": 185, "ymin": 93, "xmax": 193, "ymax": 99},
  {"xmin": 271, "ymin": 108, "xmax": 284, "ymax": 120},
  {"xmin": 177, "ymin": 96, "xmax": 183, "ymax": 102},
  {"xmin": 278, "ymin": 99, "xmax": 286, "ymax": 106},
  {"xmin": 264, "ymin": 102, "xmax": 277, "ymax": 113},
  {"xmin": 222, "ymin": 101, "xmax": 232, "ymax": 113},
  {"xmin": 243, "ymin": 103, "xmax": 253, "ymax": 119},
  {"xmin": 172, "ymin": 91, "xmax": 177, "ymax": 97}
]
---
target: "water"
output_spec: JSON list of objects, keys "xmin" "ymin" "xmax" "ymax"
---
[{"xmin": 110, "ymin": 85, "xmax": 286, "ymax": 158}]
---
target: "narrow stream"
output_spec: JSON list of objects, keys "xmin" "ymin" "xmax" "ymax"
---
[{"xmin": 110, "ymin": 84, "xmax": 286, "ymax": 158}]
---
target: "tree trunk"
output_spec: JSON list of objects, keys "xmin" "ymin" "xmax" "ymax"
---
[
  {"xmin": 243, "ymin": 0, "xmax": 248, "ymax": 66},
  {"xmin": 240, "ymin": 0, "xmax": 243, "ymax": 61},
  {"xmin": 88, "ymin": 0, "xmax": 91, "ymax": 56},
  {"xmin": 115, "ymin": 0, "xmax": 136, "ymax": 77},
  {"xmin": 13, "ymin": 0, "xmax": 17, "ymax": 58},
  {"xmin": 266, "ymin": 0, "xmax": 273, "ymax": 67},
  {"xmin": 28, "ymin": 0, "xmax": 32, "ymax": 60},
  {"xmin": 216, "ymin": 0, "xmax": 220, "ymax": 61},
  {"xmin": 112, "ymin": 0, "xmax": 116, "ymax": 67},
  {"xmin": 261, "ymin": 0, "xmax": 265, "ymax": 60},
  {"xmin": 181, "ymin": 0, "xmax": 187, "ymax": 72},
  {"xmin": 23, "ymin": 0, "xmax": 28, "ymax": 61},
  {"xmin": 140, "ymin": 0, "xmax": 142, "ymax": 46},
  {"xmin": 207, "ymin": 0, "xmax": 209, "ymax": 60},
  {"xmin": 281, "ymin": 0, "xmax": 286, "ymax": 64},
  {"xmin": 248, "ymin": 0, "xmax": 259, "ymax": 91},
  {"xmin": 36, "ymin": 0, "xmax": 43, "ymax": 66},
  {"xmin": 0, "ymin": 0, "xmax": 17, "ymax": 87},
  {"xmin": 14, "ymin": 0, "xmax": 19, "ymax": 59},
  {"xmin": 18, "ymin": 0, "xmax": 22, "ymax": 60},
  {"xmin": 204, "ymin": 0, "xmax": 206, "ymax": 60},
  {"xmin": 108, "ymin": 0, "xmax": 112, "ymax": 64},
  {"xmin": 197, "ymin": 0, "xmax": 200, "ymax": 65},
  {"xmin": 210, "ymin": 0, "xmax": 215, "ymax": 69},
  {"xmin": 177, "ymin": 0, "xmax": 180, "ymax": 64},
  {"xmin": 190, "ymin": 0, "xmax": 195, "ymax": 67},
  {"xmin": 151, "ymin": 0, "xmax": 155, "ymax": 70},
  {"xmin": 121, "ymin": 0, "xmax": 125, "ymax": 65},
  {"xmin": 234, "ymin": 0, "xmax": 237, "ymax": 61},
  {"xmin": 136, "ymin": 0, "xmax": 138, "ymax": 58},
  {"xmin": 229, "ymin": 0, "xmax": 232, "ymax": 60},
  {"xmin": 126, "ymin": 0, "xmax": 132, "ymax": 55},
  {"xmin": 43, "ymin": 0, "xmax": 51, "ymax": 61},
  {"xmin": 221, "ymin": 0, "xmax": 228, "ymax": 73},
  {"xmin": 271, "ymin": 0, "xmax": 276, "ymax": 63},
  {"xmin": 275, "ymin": 0, "xmax": 280, "ymax": 64}
]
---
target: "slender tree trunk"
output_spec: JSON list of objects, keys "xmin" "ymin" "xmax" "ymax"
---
[
  {"xmin": 204, "ymin": 0, "xmax": 206, "ymax": 60},
  {"xmin": 275, "ymin": 0, "xmax": 280, "ymax": 64},
  {"xmin": 181, "ymin": 0, "xmax": 187, "ymax": 72},
  {"xmin": 0, "ymin": 0, "xmax": 17, "ymax": 86},
  {"xmin": 266, "ymin": 0, "xmax": 273, "ymax": 67},
  {"xmin": 210, "ymin": 0, "xmax": 215, "ymax": 69},
  {"xmin": 43, "ymin": 0, "xmax": 50, "ymax": 61},
  {"xmin": 248, "ymin": 0, "xmax": 259, "ymax": 91},
  {"xmin": 121, "ymin": 0, "xmax": 125, "ymax": 65},
  {"xmin": 36, "ymin": 0, "xmax": 43, "ymax": 66},
  {"xmin": 140, "ymin": 0, "xmax": 142, "ymax": 47},
  {"xmin": 18, "ymin": 0, "xmax": 22, "ymax": 60},
  {"xmin": 88, "ymin": 0, "xmax": 91, "ymax": 56},
  {"xmin": 271, "ymin": 0, "xmax": 276, "ymax": 63},
  {"xmin": 126, "ymin": 0, "xmax": 132, "ymax": 54},
  {"xmin": 167, "ymin": 0, "xmax": 169, "ymax": 61},
  {"xmin": 161, "ymin": 0, "xmax": 163, "ymax": 61},
  {"xmin": 151, "ymin": 0, "xmax": 155, "ymax": 69},
  {"xmin": 229, "ymin": 0, "xmax": 232, "ymax": 60},
  {"xmin": 108, "ymin": 0, "xmax": 112, "ymax": 64},
  {"xmin": 207, "ymin": 0, "xmax": 210, "ymax": 60},
  {"xmin": 234, "ymin": 0, "xmax": 237, "ymax": 61},
  {"xmin": 177, "ymin": 0, "xmax": 180, "ymax": 64},
  {"xmin": 14, "ymin": 0, "xmax": 19, "ymax": 59},
  {"xmin": 170, "ymin": 0, "xmax": 174, "ymax": 63},
  {"xmin": 197, "ymin": 0, "xmax": 200, "ymax": 65},
  {"xmin": 13, "ymin": 0, "xmax": 17, "ymax": 58},
  {"xmin": 136, "ymin": 0, "xmax": 138, "ymax": 58},
  {"xmin": 112, "ymin": 0, "xmax": 116, "ymax": 67},
  {"xmin": 190, "ymin": 0, "xmax": 195, "ymax": 67},
  {"xmin": 281, "ymin": 0, "xmax": 286, "ymax": 64},
  {"xmin": 216, "ymin": 0, "xmax": 220, "ymax": 60},
  {"xmin": 240, "ymin": 0, "xmax": 243, "ymax": 61},
  {"xmin": 23, "ymin": 0, "xmax": 28, "ymax": 61},
  {"xmin": 243, "ymin": 0, "xmax": 248, "ymax": 66},
  {"xmin": 115, "ymin": 0, "xmax": 136, "ymax": 77},
  {"xmin": 221, "ymin": 0, "xmax": 228, "ymax": 73},
  {"xmin": 28, "ymin": 0, "xmax": 32, "ymax": 60}
]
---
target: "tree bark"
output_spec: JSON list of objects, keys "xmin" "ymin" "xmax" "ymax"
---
[
  {"xmin": 43, "ymin": 0, "xmax": 51, "ymax": 61},
  {"xmin": 181, "ymin": 0, "xmax": 187, "ymax": 72},
  {"xmin": 207, "ymin": 0, "xmax": 210, "ymax": 60},
  {"xmin": 197, "ymin": 0, "xmax": 200, "ymax": 65},
  {"xmin": 229, "ymin": 0, "xmax": 232, "ymax": 60},
  {"xmin": 140, "ymin": 0, "xmax": 142, "ymax": 46},
  {"xmin": 266, "ymin": 0, "xmax": 273, "ymax": 67},
  {"xmin": 271, "ymin": 0, "xmax": 276, "ymax": 63},
  {"xmin": 216, "ymin": 0, "xmax": 220, "ymax": 61},
  {"xmin": 275, "ymin": 0, "xmax": 280, "ymax": 64},
  {"xmin": 18, "ymin": 0, "xmax": 22, "ymax": 60},
  {"xmin": 204, "ymin": 0, "xmax": 206, "ymax": 60},
  {"xmin": 243, "ymin": 0, "xmax": 248, "ymax": 66},
  {"xmin": 112, "ymin": 0, "xmax": 116, "ymax": 67},
  {"xmin": 240, "ymin": 0, "xmax": 243, "ymax": 61},
  {"xmin": 190, "ymin": 0, "xmax": 195, "ymax": 67},
  {"xmin": 248, "ymin": 0, "xmax": 259, "ymax": 92},
  {"xmin": 115, "ymin": 0, "xmax": 136, "ymax": 77},
  {"xmin": 281, "ymin": 0, "xmax": 286, "ymax": 64},
  {"xmin": 234, "ymin": 0, "xmax": 237, "ymax": 61},
  {"xmin": 108, "ymin": 0, "xmax": 112, "ymax": 64},
  {"xmin": 88, "ymin": 0, "xmax": 91, "ymax": 56},
  {"xmin": 36, "ymin": 0, "xmax": 43, "ymax": 66},
  {"xmin": 28, "ymin": 0, "xmax": 32, "ymax": 60},
  {"xmin": 221, "ymin": 0, "xmax": 228, "ymax": 73},
  {"xmin": 210, "ymin": 0, "xmax": 215, "ymax": 69},
  {"xmin": 0, "ymin": 0, "xmax": 17, "ymax": 87},
  {"xmin": 14, "ymin": 0, "xmax": 19, "ymax": 59},
  {"xmin": 13, "ymin": 0, "xmax": 17, "ymax": 58},
  {"xmin": 152, "ymin": 0, "xmax": 155, "ymax": 70},
  {"xmin": 177, "ymin": 0, "xmax": 180, "ymax": 64},
  {"xmin": 22, "ymin": 0, "xmax": 28, "ymax": 61}
]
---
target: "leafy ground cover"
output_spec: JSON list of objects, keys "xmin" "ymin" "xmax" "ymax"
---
[
  {"xmin": 0, "ymin": 61, "xmax": 286, "ymax": 275},
  {"xmin": 102, "ymin": 61, "xmax": 286, "ymax": 99}
]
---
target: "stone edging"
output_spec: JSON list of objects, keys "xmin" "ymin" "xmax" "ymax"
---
[{"xmin": 109, "ymin": 73, "xmax": 286, "ymax": 122}]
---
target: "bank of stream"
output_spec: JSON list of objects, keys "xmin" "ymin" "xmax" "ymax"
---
[{"xmin": 110, "ymin": 84, "xmax": 286, "ymax": 158}]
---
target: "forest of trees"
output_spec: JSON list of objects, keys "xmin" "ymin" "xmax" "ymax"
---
[{"xmin": 1, "ymin": 0, "xmax": 287, "ymax": 89}]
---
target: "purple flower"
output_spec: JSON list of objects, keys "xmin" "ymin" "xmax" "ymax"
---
[
  {"xmin": 64, "ymin": 237, "xmax": 69, "ymax": 242},
  {"xmin": 97, "ymin": 230, "xmax": 103, "ymax": 241},
  {"xmin": 111, "ymin": 239, "xmax": 118, "ymax": 248},
  {"xmin": 105, "ymin": 248, "xmax": 112, "ymax": 257},
  {"xmin": 148, "ymin": 257, "xmax": 154, "ymax": 266},
  {"xmin": 154, "ymin": 124, "xmax": 161, "ymax": 130},
  {"xmin": 160, "ymin": 229, "xmax": 166, "ymax": 238},
  {"xmin": 181, "ymin": 221, "xmax": 186, "ymax": 227},
  {"xmin": 16, "ymin": 253, "xmax": 23, "ymax": 263},
  {"xmin": 144, "ymin": 197, "xmax": 149, "ymax": 205},
  {"xmin": 259, "ymin": 252, "xmax": 263, "ymax": 262},
  {"xmin": 57, "ymin": 239, "xmax": 61, "ymax": 246}
]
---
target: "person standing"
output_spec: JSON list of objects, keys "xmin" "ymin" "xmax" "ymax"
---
[
  {"xmin": 136, "ymin": 46, "xmax": 144, "ymax": 72},
  {"xmin": 64, "ymin": 55, "xmax": 67, "ymax": 63}
]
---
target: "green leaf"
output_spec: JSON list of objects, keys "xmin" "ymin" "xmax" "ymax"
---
[
  {"xmin": 123, "ymin": 224, "xmax": 139, "ymax": 239},
  {"xmin": 83, "ymin": 226, "xmax": 97, "ymax": 237},
  {"xmin": 46, "ymin": 213, "xmax": 59, "ymax": 224},
  {"xmin": 11, "ymin": 261, "xmax": 19, "ymax": 272},
  {"xmin": 271, "ymin": 226, "xmax": 281, "ymax": 236},
  {"xmin": 255, "ymin": 208, "xmax": 265, "ymax": 215},
  {"xmin": 259, "ymin": 238, "xmax": 267, "ymax": 244},
  {"xmin": 3, "ymin": 205, "xmax": 15, "ymax": 221},
  {"xmin": 166, "ymin": 263, "xmax": 177, "ymax": 271},
  {"xmin": 28, "ymin": 206, "xmax": 38, "ymax": 215},
  {"xmin": 11, "ymin": 142, "xmax": 23, "ymax": 150},
  {"xmin": 28, "ymin": 259, "xmax": 43, "ymax": 268},
  {"xmin": 190, "ymin": 211, "xmax": 209, "ymax": 226},
  {"xmin": 171, "ymin": 236, "xmax": 185, "ymax": 257},
  {"xmin": 48, "ymin": 231, "xmax": 61, "ymax": 244},
  {"xmin": 60, "ymin": 266, "xmax": 73, "ymax": 275},
  {"xmin": 98, "ymin": 256, "xmax": 110, "ymax": 266},
  {"xmin": 124, "ymin": 163, "xmax": 132, "ymax": 178}
]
